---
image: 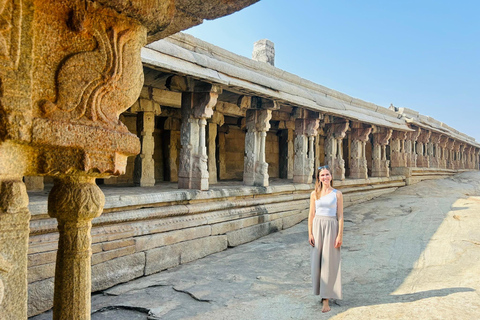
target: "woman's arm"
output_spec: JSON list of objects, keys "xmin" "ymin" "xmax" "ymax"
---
[
  {"xmin": 335, "ymin": 190, "xmax": 344, "ymax": 248},
  {"xmin": 308, "ymin": 191, "xmax": 316, "ymax": 247}
]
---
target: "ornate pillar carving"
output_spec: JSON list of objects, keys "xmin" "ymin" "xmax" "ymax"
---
[
  {"xmin": 207, "ymin": 112, "xmax": 224, "ymax": 184},
  {"xmin": 132, "ymin": 98, "xmax": 161, "ymax": 186},
  {"xmin": 446, "ymin": 139, "xmax": 455, "ymax": 169},
  {"xmin": 325, "ymin": 120, "xmax": 349, "ymax": 180},
  {"xmin": 439, "ymin": 135, "xmax": 449, "ymax": 169},
  {"xmin": 372, "ymin": 127, "xmax": 392, "ymax": 177},
  {"xmin": 178, "ymin": 84, "xmax": 221, "ymax": 190},
  {"xmin": 454, "ymin": 143, "xmax": 461, "ymax": 170},
  {"xmin": 243, "ymin": 107, "xmax": 272, "ymax": 187},
  {"xmin": 286, "ymin": 121, "xmax": 295, "ymax": 179},
  {"xmin": 0, "ymin": 178, "xmax": 30, "ymax": 319},
  {"xmin": 390, "ymin": 131, "xmax": 407, "ymax": 168},
  {"xmin": 48, "ymin": 176, "xmax": 104, "ymax": 320},
  {"xmin": 293, "ymin": 118, "xmax": 319, "ymax": 183},
  {"xmin": 349, "ymin": 123, "xmax": 372, "ymax": 179},
  {"xmin": 416, "ymin": 130, "xmax": 431, "ymax": 167},
  {"xmin": 428, "ymin": 133, "xmax": 441, "ymax": 168},
  {"xmin": 405, "ymin": 128, "xmax": 421, "ymax": 167}
]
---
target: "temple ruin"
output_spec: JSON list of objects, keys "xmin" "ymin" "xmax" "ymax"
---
[{"xmin": 0, "ymin": 1, "xmax": 478, "ymax": 319}]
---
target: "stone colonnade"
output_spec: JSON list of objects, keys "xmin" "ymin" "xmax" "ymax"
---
[{"xmin": 125, "ymin": 97, "xmax": 479, "ymax": 189}]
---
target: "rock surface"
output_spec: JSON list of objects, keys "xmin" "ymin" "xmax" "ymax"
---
[{"xmin": 30, "ymin": 171, "xmax": 480, "ymax": 320}]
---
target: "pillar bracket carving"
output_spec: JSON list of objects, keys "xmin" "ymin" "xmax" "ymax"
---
[
  {"xmin": 372, "ymin": 127, "xmax": 392, "ymax": 177},
  {"xmin": 293, "ymin": 118, "xmax": 319, "ymax": 183},
  {"xmin": 325, "ymin": 120, "xmax": 349, "ymax": 180},
  {"xmin": 178, "ymin": 83, "xmax": 221, "ymax": 190},
  {"xmin": 350, "ymin": 123, "xmax": 372, "ymax": 179}
]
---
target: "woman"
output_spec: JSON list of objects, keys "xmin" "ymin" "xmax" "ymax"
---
[{"xmin": 308, "ymin": 165, "xmax": 344, "ymax": 313}]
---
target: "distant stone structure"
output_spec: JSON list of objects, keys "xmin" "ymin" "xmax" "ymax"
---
[
  {"xmin": 1, "ymin": 2, "xmax": 478, "ymax": 319},
  {"xmin": 253, "ymin": 39, "xmax": 275, "ymax": 66}
]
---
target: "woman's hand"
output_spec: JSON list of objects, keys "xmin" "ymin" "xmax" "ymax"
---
[
  {"xmin": 309, "ymin": 234, "xmax": 315, "ymax": 247},
  {"xmin": 334, "ymin": 235, "xmax": 342, "ymax": 248}
]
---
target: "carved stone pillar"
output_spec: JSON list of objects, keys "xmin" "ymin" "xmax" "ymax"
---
[
  {"xmin": 0, "ymin": 178, "xmax": 30, "ymax": 319},
  {"xmin": 372, "ymin": 127, "xmax": 392, "ymax": 177},
  {"xmin": 325, "ymin": 121, "xmax": 349, "ymax": 180},
  {"xmin": 178, "ymin": 85, "xmax": 221, "ymax": 190},
  {"xmin": 349, "ymin": 124, "xmax": 372, "ymax": 179},
  {"xmin": 48, "ymin": 176, "xmax": 104, "ymax": 320},
  {"xmin": 293, "ymin": 118, "xmax": 319, "ymax": 183},
  {"xmin": 405, "ymin": 128, "xmax": 421, "ymax": 167},
  {"xmin": 243, "ymin": 108, "xmax": 272, "ymax": 186},
  {"xmin": 132, "ymin": 99, "xmax": 161, "ymax": 186},
  {"xmin": 439, "ymin": 135, "xmax": 449, "ymax": 169},
  {"xmin": 454, "ymin": 143, "xmax": 461, "ymax": 169},
  {"xmin": 417, "ymin": 130, "xmax": 431, "ymax": 167},
  {"xmin": 446, "ymin": 139, "xmax": 455, "ymax": 169},
  {"xmin": 390, "ymin": 131, "xmax": 407, "ymax": 168},
  {"xmin": 207, "ymin": 112, "xmax": 224, "ymax": 184},
  {"xmin": 428, "ymin": 133, "xmax": 440, "ymax": 168}
]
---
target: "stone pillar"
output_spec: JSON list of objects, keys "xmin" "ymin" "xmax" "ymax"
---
[
  {"xmin": 243, "ymin": 108, "xmax": 272, "ymax": 187},
  {"xmin": 178, "ymin": 85, "xmax": 221, "ymax": 190},
  {"xmin": 405, "ymin": 128, "xmax": 421, "ymax": 167},
  {"xmin": 390, "ymin": 131, "xmax": 407, "ymax": 168},
  {"xmin": 372, "ymin": 127, "xmax": 392, "ymax": 177},
  {"xmin": 454, "ymin": 143, "xmax": 461, "ymax": 169},
  {"xmin": 0, "ymin": 178, "xmax": 30, "ymax": 319},
  {"xmin": 24, "ymin": 176, "xmax": 45, "ymax": 191},
  {"xmin": 132, "ymin": 99, "xmax": 161, "ymax": 186},
  {"xmin": 417, "ymin": 130, "xmax": 431, "ymax": 167},
  {"xmin": 446, "ymin": 139, "xmax": 455, "ymax": 169},
  {"xmin": 439, "ymin": 135, "xmax": 449, "ymax": 169},
  {"xmin": 48, "ymin": 176, "xmax": 104, "ymax": 320},
  {"xmin": 207, "ymin": 113, "xmax": 225, "ymax": 184},
  {"xmin": 325, "ymin": 121, "xmax": 349, "ymax": 181},
  {"xmin": 428, "ymin": 133, "xmax": 440, "ymax": 168},
  {"xmin": 349, "ymin": 124, "xmax": 372, "ymax": 179},
  {"xmin": 293, "ymin": 118, "xmax": 319, "ymax": 183}
]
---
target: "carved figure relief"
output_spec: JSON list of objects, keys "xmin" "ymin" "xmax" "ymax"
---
[{"xmin": 40, "ymin": 23, "xmax": 144, "ymax": 130}]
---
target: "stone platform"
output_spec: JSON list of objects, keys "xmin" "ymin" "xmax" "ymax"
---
[
  {"xmin": 27, "ymin": 176, "xmax": 404, "ymax": 316},
  {"xmin": 30, "ymin": 171, "xmax": 480, "ymax": 319}
]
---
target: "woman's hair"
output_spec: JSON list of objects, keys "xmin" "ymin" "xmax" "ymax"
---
[{"xmin": 315, "ymin": 165, "xmax": 333, "ymax": 199}]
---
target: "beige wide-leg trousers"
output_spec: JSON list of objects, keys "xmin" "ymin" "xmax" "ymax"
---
[{"xmin": 311, "ymin": 215, "xmax": 342, "ymax": 299}]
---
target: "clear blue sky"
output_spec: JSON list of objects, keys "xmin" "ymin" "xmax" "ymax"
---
[{"xmin": 184, "ymin": 0, "xmax": 480, "ymax": 141}]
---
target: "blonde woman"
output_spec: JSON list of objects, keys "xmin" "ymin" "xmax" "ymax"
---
[{"xmin": 308, "ymin": 165, "xmax": 344, "ymax": 313}]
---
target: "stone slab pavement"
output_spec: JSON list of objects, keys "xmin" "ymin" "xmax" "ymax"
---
[{"xmin": 31, "ymin": 171, "xmax": 480, "ymax": 320}]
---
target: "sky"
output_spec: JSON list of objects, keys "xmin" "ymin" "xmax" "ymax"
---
[{"xmin": 184, "ymin": 0, "xmax": 480, "ymax": 141}]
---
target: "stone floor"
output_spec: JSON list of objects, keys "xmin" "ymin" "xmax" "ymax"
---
[{"xmin": 31, "ymin": 171, "xmax": 480, "ymax": 320}]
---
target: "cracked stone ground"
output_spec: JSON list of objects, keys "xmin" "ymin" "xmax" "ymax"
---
[{"xmin": 31, "ymin": 171, "xmax": 480, "ymax": 320}]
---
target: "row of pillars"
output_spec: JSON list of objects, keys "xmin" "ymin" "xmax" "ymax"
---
[{"xmin": 132, "ymin": 89, "xmax": 480, "ymax": 191}]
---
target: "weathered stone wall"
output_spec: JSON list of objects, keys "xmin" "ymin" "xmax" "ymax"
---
[{"xmin": 222, "ymin": 127, "xmax": 245, "ymax": 180}]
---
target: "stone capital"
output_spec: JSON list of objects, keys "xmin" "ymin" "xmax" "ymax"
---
[
  {"xmin": 351, "ymin": 125, "xmax": 372, "ymax": 142},
  {"xmin": 373, "ymin": 127, "xmax": 393, "ymax": 146},
  {"xmin": 417, "ymin": 129, "xmax": 432, "ymax": 144},
  {"xmin": 131, "ymin": 98, "xmax": 162, "ymax": 115},
  {"xmin": 326, "ymin": 121, "xmax": 349, "ymax": 140}
]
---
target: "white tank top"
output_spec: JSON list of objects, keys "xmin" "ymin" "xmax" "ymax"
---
[{"xmin": 315, "ymin": 189, "xmax": 337, "ymax": 217}]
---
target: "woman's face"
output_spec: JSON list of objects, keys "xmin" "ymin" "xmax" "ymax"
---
[{"xmin": 319, "ymin": 169, "xmax": 332, "ymax": 185}]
